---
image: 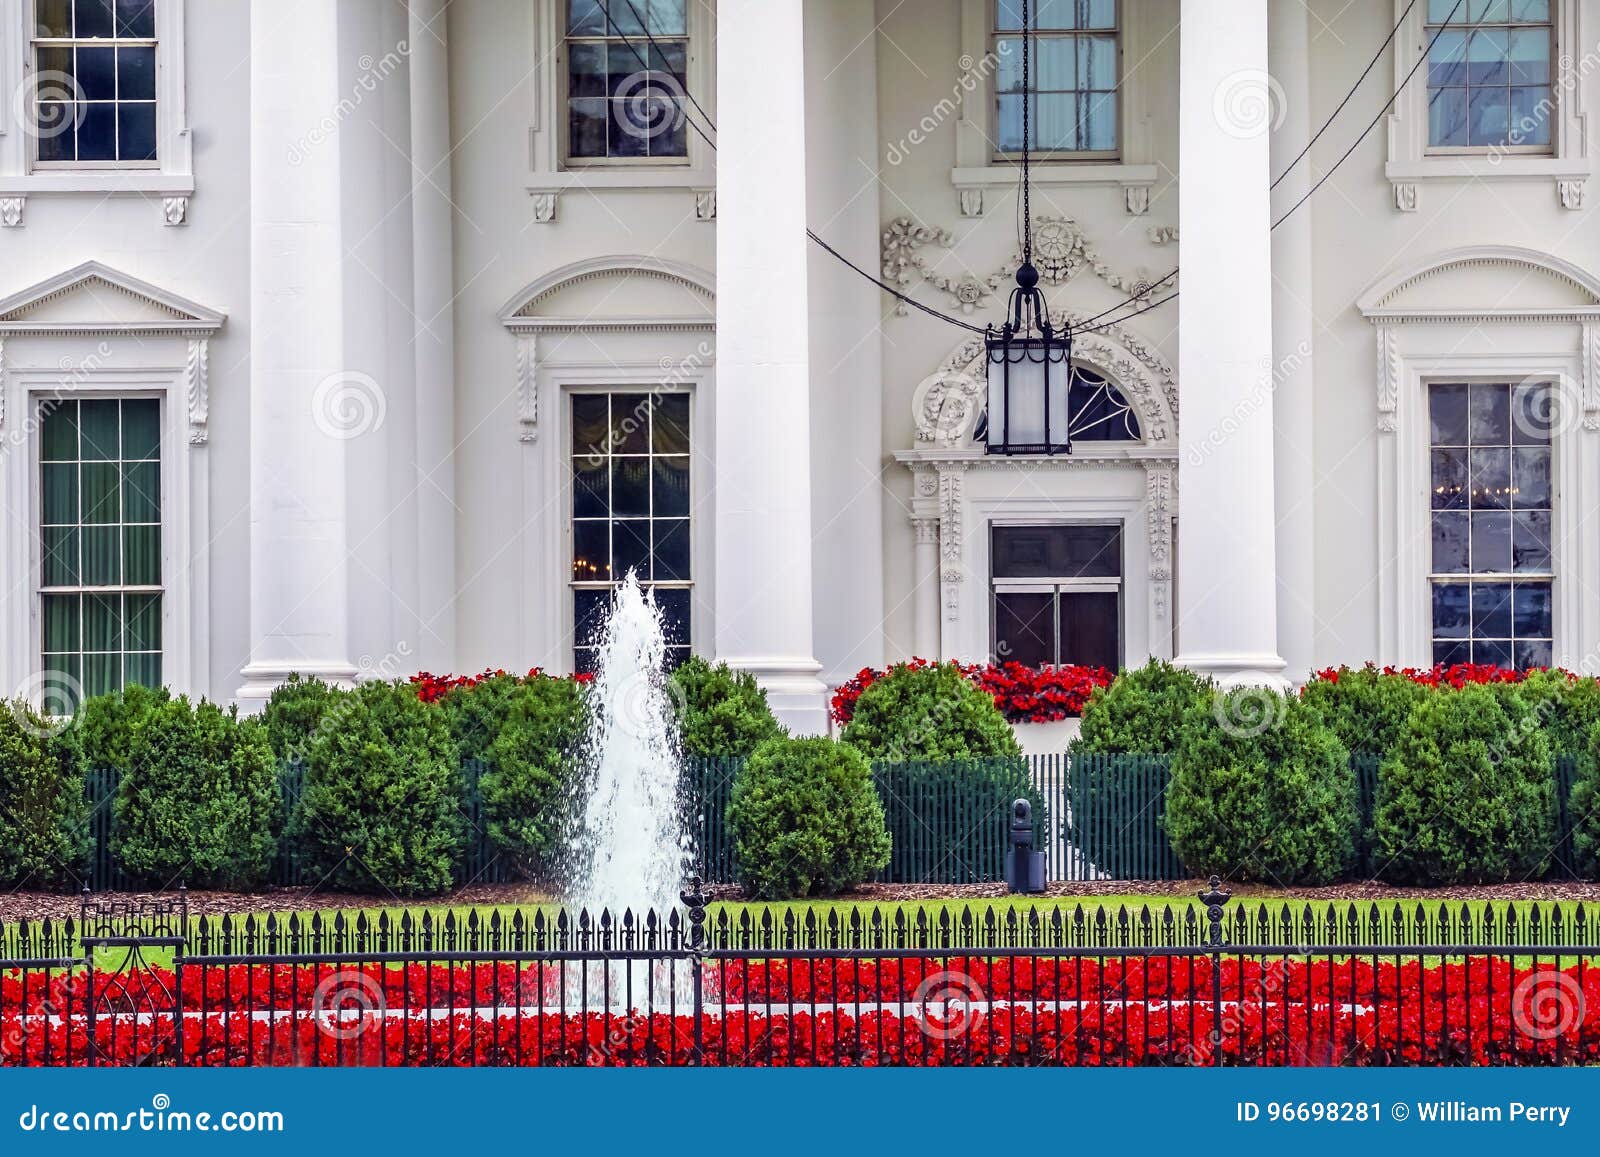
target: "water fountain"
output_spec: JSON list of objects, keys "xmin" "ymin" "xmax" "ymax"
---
[{"xmin": 562, "ymin": 570, "xmax": 692, "ymax": 933}]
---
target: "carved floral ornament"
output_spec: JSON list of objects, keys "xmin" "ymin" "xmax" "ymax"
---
[
  {"xmin": 909, "ymin": 314, "xmax": 1179, "ymax": 452},
  {"xmin": 881, "ymin": 214, "xmax": 1169, "ymax": 317}
]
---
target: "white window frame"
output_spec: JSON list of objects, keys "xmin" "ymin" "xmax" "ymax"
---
[
  {"xmin": 989, "ymin": 520, "xmax": 1127, "ymax": 668},
  {"xmin": 558, "ymin": 1, "xmax": 692, "ymax": 169},
  {"xmin": 0, "ymin": 263, "xmax": 222, "ymax": 708},
  {"xmin": 952, "ymin": 0, "xmax": 1157, "ymax": 216},
  {"xmin": 988, "ymin": 0, "xmax": 1121, "ymax": 162},
  {"xmin": 0, "ymin": 0, "xmax": 191, "ymax": 196},
  {"xmin": 528, "ymin": 0, "xmax": 714, "ymax": 200},
  {"xmin": 1386, "ymin": 0, "xmax": 1589, "ymax": 205}
]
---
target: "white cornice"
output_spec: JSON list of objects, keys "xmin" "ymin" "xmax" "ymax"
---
[{"xmin": 503, "ymin": 316, "xmax": 714, "ymax": 335}]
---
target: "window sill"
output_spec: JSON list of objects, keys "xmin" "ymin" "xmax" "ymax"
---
[
  {"xmin": 528, "ymin": 169, "xmax": 714, "ymax": 192},
  {"xmin": 1385, "ymin": 156, "xmax": 1590, "ymax": 182},
  {"xmin": 950, "ymin": 163, "xmax": 1160, "ymax": 216},
  {"xmin": 0, "ymin": 171, "xmax": 194, "ymax": 195}
]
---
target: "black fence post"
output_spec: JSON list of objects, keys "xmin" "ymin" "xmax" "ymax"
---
[
  {"xmin": 1199, "ymin": 875, "xmax": 1231, "ymax": 1067},
  {"xmin": 680, "ymin": 874, "xmax": 707, "ymax": 1065},
  {"xmin": 172, "ymin": 884, "xmax": 187, "ymax": 1067}
]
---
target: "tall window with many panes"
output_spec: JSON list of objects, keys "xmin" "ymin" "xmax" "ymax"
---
[
  {"xmin": 994, "ymin": 0, "xmax": 1119, "ymax": 157},
  {"xmin": 1426, "ymin": 0, "xmax": 1553, "ymax": 151},
  {"xmin": 571, "ymin": 392, "xmax": 691, "ymax": 672},
  {"xmin": 40, "ymin": 398, "xmax": 162, "ymax": 708},
  {"xmin": 565, "ymin": 0, "xmax": 688, "ymax": 162},
  {"xmin": 1429, "ymin": 381, "xmax": 1553, "ymax": 668},
  {"xmin": 31, "ymin": 0, "xmax": 158, "ymax": 166}
]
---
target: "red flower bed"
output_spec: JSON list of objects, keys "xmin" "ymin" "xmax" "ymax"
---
[
  {"xmin": 408, "ymin": 668, "xmax": 592, "ymax": 704},
  {"xmin": 5, "ymin": 955, "xmax": 1594, "ymax": 1067},
  {"xmin": 830, "ymin": 660, "xmax": 1114, "ymax": 727},
  {"xmin": 1306, "ymin": 662, "xmax": 1584, "ymax": 689}
]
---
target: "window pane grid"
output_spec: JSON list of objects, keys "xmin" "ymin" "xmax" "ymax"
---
[
  {"xmin": 32, "ymin": 0, "xmax": 158, "ymax": 164},
  {"xmin": 566, "ymin": 0, "xmax": 688, "ymax": 161},
  {"xmin": 39, "ymin": 397, "xmax": 162, "ymax": 708},
  {"xmin": 1429, "ymin": 381, "xmax": 1553, "ymax": 667},
  {"xmin": 1426, "ymin": 1, "xmax": 1552, "ymax": 150},
  {"xmin": 990, "ymin": 524, "xmax": 1122, "ymax": 668},
  {"xmin": 571, "ymin": 391, "xmax": 691, "ymax": 671},
  {"xmin": 993, "ymin": 1, "xmax": 1119, "ymax": 155}
]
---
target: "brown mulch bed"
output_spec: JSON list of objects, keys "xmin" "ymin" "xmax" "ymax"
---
[{"xmin": 8, "ymin": 877, "xmax": 1600, "ymax": 924}]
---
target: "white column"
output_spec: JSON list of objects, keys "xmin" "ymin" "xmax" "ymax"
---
[
  {"xmin": 236, "ymin": 0, "xmax": 358, "ymax": 709},
  {"xmin": 805, "ymin": 0, "xmax": 885, "ymax": 686},
  {"xmin": 1270, "ymin": 2, "xmax": 1317, "ymax": 685},
  {"xmin": 1174, "ymin": 0, "xmax": 1286, "ymax": 685},
  {"xmin": 409, "ymin": 0, "xmax": 459, "ymax": 675},
  {"xmin": 912, "ymin": 518, "xmax": 940, "ymax": 658},
  {"xmin": 714, "ymin": 0, "xmax": 828, "ymax": 733}
]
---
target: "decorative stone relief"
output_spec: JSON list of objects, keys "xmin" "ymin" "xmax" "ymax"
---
[
  {"xmin": 163, "ymin": 196, "xmax": 189, "ymax": 226},
  {"xmin": 0, "ymin": 197, "xmax": 24, "ymax": 227},
  {"xmin": 1375, "ymin": 325, "xmax": 1400, "ymax": 433},
  {"xmin": 1147, "ymin": 225, "xmax": 1179, "ymax": 245},
  {"xmin": 1393, "ymin": 182, "xmax": 1420, "ymax": 213},
  {"xmin": 881, "ymin": 214, "xmax": 1166, "ymax": 317},
  {"xmin": 694, "ymin": 189, "xmax": 716, "ymax": 221},
  {"xmin": 1123, "ymin": 185, "xmax": 1150, "ymax": 216},
  {"xmin": 937, "ymin": 462, "xmax": 969, "ymax": 623},
  {"xmin": 185, "ymin": 338, "xmax": 209, "ymax": 444},
  {"xmin": 530, "ymin": 191, "xmax": 558, "ymax": 224},
  {"xmin": 516, "ymin": 335, "xmax": 539, "ymax": 442},
  {"xmin": 958, "ymin": 188, "xmax": 984, "ymax": 218},
  {"xmin": 1559, "ymin": 179, "xmax": 1586, "ymax": 211}
]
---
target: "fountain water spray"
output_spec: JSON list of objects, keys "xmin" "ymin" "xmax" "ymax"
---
[{"xmin": 563, "ymin": 571, "xmax": 692, "ymax": 928}]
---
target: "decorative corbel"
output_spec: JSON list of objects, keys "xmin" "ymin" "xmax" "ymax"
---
[
  {"xmin": 516, "ymin": 334, "xmax": 539, "ymax": 443},
  {"xmin": 185, "ymin": 337, "xmax": 209, "ymax": 444},
  {"xmin": 1375, "ymin": 324, "xmax": 1400, "ymax": 433}
]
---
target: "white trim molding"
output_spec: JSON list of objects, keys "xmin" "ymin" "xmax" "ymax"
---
[
  {"xmin": 1384, "ymin": 0, "xmax": 1590, "ymax": 208},
  {"xmin": 0, "ymin": 262, "xmax": 226, "ymax": 705},
  {"xmin": 1358, "ymin": 246, "xmax": 1600, "ymax": 667},
  {"xmin": 0, "ymin": 0, "xmax": 194, "ymax": 217}
]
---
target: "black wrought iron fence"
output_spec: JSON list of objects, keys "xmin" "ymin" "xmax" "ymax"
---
[{"xmin": 5, "ymin": 883, "xmax": 1600, "ymax": 1067}]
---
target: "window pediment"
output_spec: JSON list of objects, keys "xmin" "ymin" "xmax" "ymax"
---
[
  {"xmin": 0, "ymin": 261, "xmax": 225, "ymax": 335},
  {"xmin": 499, "ymin": 255, "xmax": 714, "ymax": 333},
  {"xmin": 1358, "ymin": 246, "xmax": 1600, "ymax": 323}
]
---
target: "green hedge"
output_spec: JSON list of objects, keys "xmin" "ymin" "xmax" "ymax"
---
[
  {"xmin": 0, "ymin": 702, "xmax": 89, "ymax": 890},
  {"xmin": 842, "ymin": 662, "xmax": 1020, "ymax": 761}
]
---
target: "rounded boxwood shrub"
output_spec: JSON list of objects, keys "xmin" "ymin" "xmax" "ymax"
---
[
  {"xmin": 479, "ymin": 675, "xmax": 587, "ymax": 877},
  {"xmin": 113, "ymin": 698, "xmax": 280, "ymax": 889},
  {"xmin": 841, "ymin": 662, "xmax": 1020, "ymax": 762},
  {"xmin": 59, "ymin": 683, "xmax": 170, "ymax": 775},
  {"xmin": 1567, "ymin": 721, "xmax": 1600, "ymax": 878},
  {"xmin": 1072, "ymin": 660, "xmax": 1211, "ymax": 756},
  {"xmin": 1506, "ymin": 669, "xmax": 1600, "ymax": 761},
  {"xmin": 260, "ymin": 674, "xmax": 348, "ymax": 763},
  {"xmin": 1164, "ymin": 689, "xmax": 1357, "ymax": 885},
  {"xmin": 728, "ymin": 736, "xmax": 891, "ymax": 899},
  {"xmin": 0, "ymin": 702, "xmax": 89, "ymax": 889},
  {"xmin": 438, "ymin": 673, "xmax": 540, "ymax": 763},
  {"xmin": 1299, "ymin": 665, "xmax": 1428, "ymax": 761},
  {"xmin": 293, "ymin": 681, "xmax": 463, "ymax": 896},
  {"xmin": 1373, "ymin": 684, "xmax": 1557, "ymax": 885},
  {"xmin": 669, "ymin": 656, "xmax": 785, "ymax": 759}
]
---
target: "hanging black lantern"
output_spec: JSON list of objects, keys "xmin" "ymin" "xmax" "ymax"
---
[
  {"xmin": 982, "ymin": 0, "xmax": 1072, "ymax": 457},
  {"xmin": 985, "ymin": 262, "xmax": 1072, "ymax": 456}
]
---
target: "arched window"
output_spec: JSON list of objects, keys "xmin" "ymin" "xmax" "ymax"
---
[{"xmin": 975, "ymin": 364, "xmax": 1141, "ymax": 445}]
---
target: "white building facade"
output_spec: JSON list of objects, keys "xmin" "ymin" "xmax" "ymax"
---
[{"xmin": 0, "ymin": 0, "xmax": 1597, "ymax": 733}]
